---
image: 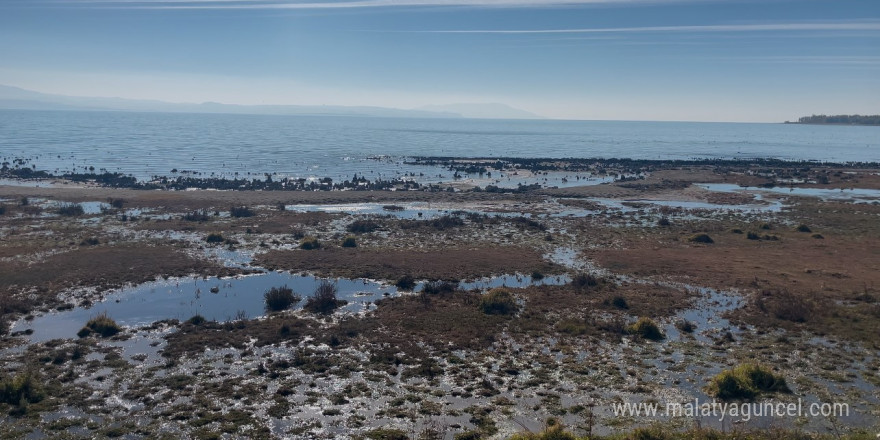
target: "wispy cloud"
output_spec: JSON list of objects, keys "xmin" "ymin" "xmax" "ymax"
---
[
  {"xmin": 57, "ymin": 0, "xmax": 720, "ymax": 10},
  {"xmin": 413, "ymin": 21, "xmax": 880, "ymax": 34},
  {"xmin": 715, "ymin": 56, "xmax": 880, "ymax": 65}
]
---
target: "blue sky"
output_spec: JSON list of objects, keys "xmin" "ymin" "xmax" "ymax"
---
[{"xmin": 0, "ymin": 0, "xmax": 878, "ymax": 121}]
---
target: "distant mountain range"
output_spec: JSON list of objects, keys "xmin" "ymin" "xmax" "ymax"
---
[{"xmin": 0, "ymin": 84, "xmax": 543, "ymax": 120}]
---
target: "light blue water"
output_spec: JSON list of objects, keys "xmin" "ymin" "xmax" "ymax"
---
[{"xmin": 1, "ymin": 110, "xmax": 877, "ymax": 183}]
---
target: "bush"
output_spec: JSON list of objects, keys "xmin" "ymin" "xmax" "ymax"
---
[
  {"xmin": 186, "ymin": 315, "xmax": 207, "ymax": 325},
  {"xmin": 108, "ymin": 198, "xmax": 126, "ymax": 209},
  {"xmin": 79, "ymin": 237, "xmax": 100, "ymax": 246},
  {"xmin": 764, "ymin": 289, "xmax": 813, "ymax": 323},
  {"xmin": 675, "ymin": 319, "xmax": 696, "ymax": 333},
  {"xmin": 746, "ymin": 231, "xmax": 761, "ymax": 240},
  {"xmin": 341, "ymin": 236, "xmax": 357, "ymax": 248},
  {"xmin": 229, "ymin": 206, "xmax": 254, "ymax": 218},
  {"xmin": 77, "ymin": 312, "xmax": 122, "ymax": 338},
  {"xmin": 0, "ymin": 372, "xmax": 44, "ymax": 407},
  {"xmin": 759, "ymin": 222, "xmax": 772, "ymax": 230},
  {"xmin": 395, "ymin": 275, "xmax": 416, "ymax": 291},
  {"xmin": 610, "ymin": 295, "xmax": 629, "ymax": 309},
  {"xmin": 627, "ymin": 317, "xmax": 664, "ymax": 341},
  {"xmin": 707, "ymin": 363, "xmax": 790, "ymax": 401},
  {"xmin": 205, "ymin": 233, "xmax": 225, "ymax": 243},
  {"xmin": 811, "ymin": 233, "xmax": 824, "ymax": 239},
  {"xmin": 509, "ymin": 420, "xmax": 577, "ymax": 440},
  {"xmin": 795, "ymin": 224, "xmax": 812, "ymax": 233},
  {"xmin": 421, "ymin": 280, "xmax": 457, "ymax": 295},
  {"xmin": 57, "ymin": 203, "xmax": 85, "ymax": 216},
  {"xmin": 480, "ymin": 288, "xmax": 518, "ymax": 315},
  {"xmin": 347, "ymin": 220, "xmax": 380, "ymax": 234},
  {"xmin": 730, "ymin": 228, "xmax": 743, "ymax": 234},
  {"xmin": 657, "ymin": 217, "xmax": 670, "ymax": 227},
  {"xmin": 264, "ymin": 285, "xmax": 300, "ymax": 312},
  {"xmin": 303, "ymin": 281, "xmax": 346, "ymax": 315},
  {"xmin": 0, "ymin": 205, "xmax": 6, "ymax": 215},
  {"xmin": 531, "ymin": 271, "xmax": 545, "ymax": 281},
  {"xmin": 299, "ymin": 236, "xmax": 321, "ymax": 250},
  {"xmin": 183, "ymin": 210, "xmax": 210, "ymax": 222},
  {"xmin": 688, "ymin": 233, "xmax": 714, "ymax": 244},
  {"xmin": 364, "ymin": 428, "xmax": 409, "ymax": 440},
  {"xmin": 571, "ymin": 273, "xmax": 599, "ymax": 289}
]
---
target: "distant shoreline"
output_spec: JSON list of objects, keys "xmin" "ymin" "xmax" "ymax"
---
[
  {"xmin": 785, "ymin": 114, "xmax": 880, "ymax": 126},
  {"xmin": 784, "ymin": 121, "xmax": 880, "ymax": 126}
]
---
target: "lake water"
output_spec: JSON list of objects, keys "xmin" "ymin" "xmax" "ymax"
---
[{"xmin": 1, "ymin": 110, "xmax": 878, "ymax": 183}]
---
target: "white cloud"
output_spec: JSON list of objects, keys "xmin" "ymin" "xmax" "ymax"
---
[
  {"xmin": 58, "ymin": 0, "xmax": 719, "ymax": 10},
  {"xmin": 416, "ymin": 21, "xmax": 880, "ymax": 34}
]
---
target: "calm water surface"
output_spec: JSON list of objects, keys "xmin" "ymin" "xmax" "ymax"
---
[{"xmin": 1, "ymin": 110, "xmax": 877, "ymax": 182}]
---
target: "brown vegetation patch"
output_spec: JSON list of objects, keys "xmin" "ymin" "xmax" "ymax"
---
[
  {"xmin": 163, "ymin": 317, "xmax": 316, "ymax": 359},
  {"xmin": 257, "ymin": 246, "xmax": 561, "ymax": 281},
  {"xmin": 591, "ymin": 229, "xmax": 880, "ymax": 343},
  {"xmin": 0, "ymin": 245, "xmax": 225, "ymax": 296}
]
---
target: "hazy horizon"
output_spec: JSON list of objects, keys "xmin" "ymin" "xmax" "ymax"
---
[{"xmin": 1, "ymin": 0, "xmax": 878, "ymax": 123}]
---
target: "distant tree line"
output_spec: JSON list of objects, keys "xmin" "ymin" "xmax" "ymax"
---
[{"xmin": 789, "ymin": 114, "xmax": 880, "ymax": 125}]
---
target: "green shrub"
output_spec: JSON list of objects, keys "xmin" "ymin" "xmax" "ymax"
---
[
  {"xmin": 299, "ymin": 236, "xmax": 321, "ymax": 250},
  {"xmin": 610, "ymin": 295, "xmax": 629, "ymax": 309},
  {"xmin": 394, "ymin": 275, "xmax": 416, "ymax": 291},
  {"xmin": 675, "ymin": 319, "xmax": 695, "ymax": 333},
  {"xmin": 627, "ymin": 317, "xmax": 665, "ymax": 341},
  {"xmin": 509, "ymin": 418, "xmax": 577, "ymax": 440},
  {"xmin": 303, "ymin": 281, "xmax": 346, "ymax": 315},
  {"xmin": 264, "ymin": 285, "xmax": 300, "ymax": 312},
  {"xmin": 79, "ymin": 237, "xmax": 100, "ymax": 246},
  {"xmin": 187, "ymin": 315, "xmax": 207, "ymax": 325},
  {"xmin": 57, "ymin": 203, "xmax": 85, "ymax": 216},
  {"xmin": 480, "ymin": 288, "xmax": 518, "ymax": 315},
  {"xmin": 229, "ymin": 206, "xmax": 254, "ymax": 218},
  {"xmin": 571, "ymin": 273, "xmax": 599, "ymax": 289},
  {"xmin": 78, "ymin": 312, "xmax": 121, "ymax": 338},
  {"xmin": 205, "ymin": 233, "xmax": 224, "ymax": 243},
  {"xmin": 422, "ymin": 280, "xmax": 457, "ymax": 295},
  {"xmin": 364, "ymin": 428, "xmax": 409, "ymax": 440},
  {"xmin": 795, "ymin": 224, "xmax": 812, "ymax": 232},
  {"xmin": 184, "ymin": 210, "xmax": 210, "ymax": 222},
  {"xmin": 707, "ymin": 363, "xmax": 790, "ymax": 401},
  {"xmin": 347, "ymin": 220, "xmax": 379, "ymax": 234},
  {"xmin": 688, "ymin": 233, "xmax": 714, "ymax": 244},
  {"xmin": 0, "ymin": 372, "xmax": 44, "ymax": 407},
  {"xmin": 341, "ymin": 236, "xmax": 357, "ymax": 248}
]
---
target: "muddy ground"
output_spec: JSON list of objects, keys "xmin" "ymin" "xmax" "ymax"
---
[{"xmin": 0, "ymin": 164, "xmax": 878, "ymax": 439}]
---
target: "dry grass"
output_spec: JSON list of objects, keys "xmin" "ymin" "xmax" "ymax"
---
[{"xmin": 257, "ymin": 246, "xmax": 562, "ymax": 281}]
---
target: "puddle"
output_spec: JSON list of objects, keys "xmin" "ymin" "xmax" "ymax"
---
[
  {"xmin": 593, "ymin": 197, "xmax": 782, "ymax": 213},
  {"xmin": 664, "ymin": 285, "xmax": 745, "ymax": 343},
  {"xmin": 698, "ymin": 183, "xmax": 880, "ymax": 204},
  {"xmin": 13, "ymin": 271, "xmax": 568, "ymax": 343},
  {"xmin": 286, "ymin": 202, "xmax": 453, "ymax": 219}
]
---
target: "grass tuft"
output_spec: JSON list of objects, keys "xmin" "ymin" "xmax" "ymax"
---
[
  {"xmin": 303, "ymin": 281, "xmax": 346, "ymax": 315},
  {"xmin": 264, "ymin": 285, "xmax": 301, "ymax": 312},
  {"xmin": 627, "ymin": 317, "xmax": 665, "ymax": 341},
  {"xmin": 480, "ymin": 288, "xmax": 518, "ymax": 316},
  {"xmin": 78, "ymin": 312, "xmax": 122, "ymax": 338},
  {"xmin": 707, "ymin": 363, "xmax": 790, "ymax": 401},
  {"xmin": 688, "ymin": 233, "xmax": 714, "ymax": 244},
  {"xmin": 299, "ymin": 236, "xmax": 321, "ymax": 250}
]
